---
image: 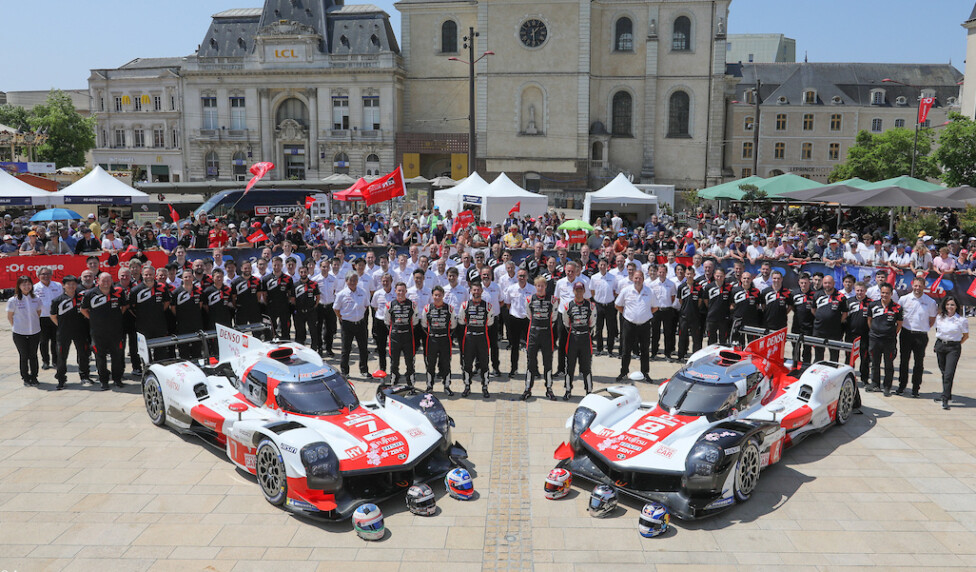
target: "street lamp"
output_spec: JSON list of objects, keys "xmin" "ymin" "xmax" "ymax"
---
[
  {"xmin": 882, "ymin": 78, "xmax": 926, "ymax": 178},
  {"xmin": 449, "ymin": 28, "xmax": 494, "ymax": 176}
]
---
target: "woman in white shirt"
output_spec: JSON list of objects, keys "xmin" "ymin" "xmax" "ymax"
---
[
  {"xmin": 934, "ymin": 295, "xmax": 968, "ymax": 410},
  {"xmin": 6, "ymin": 276, "xmax": 43, "ymax": 386}
]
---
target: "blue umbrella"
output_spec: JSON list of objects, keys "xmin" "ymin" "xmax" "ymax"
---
[{"xmin": 30, "ymin": 208, "xmax": 84, "ymax": 222}]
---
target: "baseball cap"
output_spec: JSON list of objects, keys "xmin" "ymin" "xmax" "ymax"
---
[
  {"xmin": 829, "ymin": 238, "xmax": 838, "ymax": 244},
  {"xmin": 27, "ymin": 231, "xmax": 37, "ymax": 237},
  {"xmin": 874, "ymin": 240, "xmax": 882, "ymax": 245},
  {"xmin": 573, "ymin": 282, "xmax": 585, "ymax": 290},
  {"xmin": 2, "ymin": 235, "xmax": 11, "ymax": 240},
  {"xmin": 87, "ymin": 213, "xmax": 95, "ymax": 219}
]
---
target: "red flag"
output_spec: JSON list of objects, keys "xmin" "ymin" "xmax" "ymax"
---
[
  {"xmin": 244, "ymin": 162, "xmax": 275, "ymax": 194},
  {"xmin": 168, "ymin": 204, "xmax": 179, "ymax": 223},
  {"xmin": 305, "ymin": 196, "xmax": 316, "ymax": 210},
  {"xmin": 567, "ymin": 230, "xmax": 587, "ymax": 244},
  {"xmin": 929, "ymin": 274, "xmax": 946, "ymax": 299},
  {"xmin": 477, "ymin": 226, "xmax": 491, "ymax": 238},
  {"xmin": 363, "ymin": 166, "xmax": 406, "ymax": 206},
  {"xmin": 452, "ymin": 210, "xmax": 475, "ymax": 234},
  {"xmin": 918, "ymin": 97, "xmax": 935, "ymax": 125},
  {"xmin": 967, "ymin": 277, "xmax": 976, "ymax": 299},
  {"xmin": 508, "ymin": 201, "xmax": 521, "ymax": 217},
  {"xmin": 247, "ymin": 229, "xmax": 269, "ymax": 244},
  {"xmin": 886, "ymin": 269, "xmax": 897, "ymax": 286}
]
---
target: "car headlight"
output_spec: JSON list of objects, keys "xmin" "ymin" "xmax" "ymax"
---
[
  {"xmin": 571, "ymin": 407, "xmax": 597, "ymax": 437},
  {"xmin": 687, "ymin": 442, "xmax": 725, "ymax": 476},
  {"xmin": 300, "ymin": 442, "xmax": 342, "ymax": 491},
  {"xmin": 419, "ymin": 394, "xmax": 451, "ymax": 435}
]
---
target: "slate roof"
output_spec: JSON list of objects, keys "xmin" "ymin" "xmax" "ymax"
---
[
  {"xmin": 969, "ymin": 2, "xmax": 976, "ymax": 22},
  {"xmin": 118, "ymin": 57, "xmax": 186, "ymax": 69},
  {"xmin": 730, "ymin": 63, "xmax": 963, "ymax": 107},
  {"xmin": 196, "ymin": 8, "xmax": 262, "ymax": 58}
]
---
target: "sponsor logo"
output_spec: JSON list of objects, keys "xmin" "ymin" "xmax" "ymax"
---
[
  {"xmin": 724, "ymin": 446, "xmax": 741, "ymax": 455},
  {"xmin": 596, "ymin": 428, "xmax": 615, "ymax": 438},
  {"xmin": 90, "ymin": 294, "xmax": 107, "ymax": 308},
  {"xmin": 705, "ymin": 496, "xmax": 735, "ymax": 510},
  {"xmin": 344, "ymin": 446, "xmax": 364, "ymax": 459},
  {"xmin": 407, "ymin": 428, "xmax": 425, "ymax": 438},
  {"xmin": 286, "ymin": 498, "xmax": 318, "ymax": 511},
  {"xmin": 703, "ymin": 430, "xmax": 737, "ymax": 442},
  {"xmin": 616, "ymin": 453, "xmax": 626, "ymax": 459},
  {"xmin": 655, "ymin": 444, "xmax": 676, "ymax": 458},
  {"xmin": 245, "ymin": 453, "xmax": 256, "ymax": 470},
  {"xmin": 365, "ymin": 428, "xmax": 395, "ymax": 441},
  {"xmin": 398, "ymin": 453, "xmax": 407, "ymax": 460},
  {"xmin": 280, "ymin": 443, "xmax": 297, "ymax": 454}
]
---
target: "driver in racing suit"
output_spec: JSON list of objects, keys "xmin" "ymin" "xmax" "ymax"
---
[
  {"xmin": 420, "ymin": 285, "xmax": 455, "ymax": 395},
  {"xmin": 522, "ymin": 276, "xmax": 558, "ymax": 401},
  {"xmin": 385, "ymin": 282, "xmax": 419, "ymax": 386},
  {"xmin": 51, "ymin": 275, "xmax": 91, "ymax": 389},
  {"xmin": 458, "ymin": 281, "xmax": 492, "ymax": 398},
  {"xmin": 563, "ymin": 282, "xmax": 596, "ymax": 400}
]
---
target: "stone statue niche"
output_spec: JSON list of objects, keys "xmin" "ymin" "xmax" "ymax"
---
[{"xmin": 521, "ymin": 86, "xmax": 544, "ymax": 135}]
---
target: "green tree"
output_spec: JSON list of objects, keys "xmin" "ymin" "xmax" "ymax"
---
[
  {"xmin": 828, "ymin": 128, "xmax": 939, "ymax": 183},
  {"xmin": 0, "ymin": 104, "xmax": 32, "ymax": 131},
  {"xmin": 934, "ymin": 112, "xmax": 976, "ymax": 187},
  {"xmin": 28, "ymin": 90, "xmax": 96, "ymax": 168}
]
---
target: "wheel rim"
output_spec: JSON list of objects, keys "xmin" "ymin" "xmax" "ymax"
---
[
  {"xmin": 837, "ymin": 379, "xmax": 854, "ymax": 423},
  {"xmin": 145, "ymin": 378, "xmax": 163, "ymax": 421},
  {"xmin": 736, "ymin": 445, "xmax": 760, "ymax": 497},
  {"xmin": 257, "ymin": 446, "xmax": 284, "ymax": 498}
]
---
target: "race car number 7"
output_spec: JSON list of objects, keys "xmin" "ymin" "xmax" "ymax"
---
[{"xmin": 351, "ymin": 417, "xmax": 378, "ymax": 434}]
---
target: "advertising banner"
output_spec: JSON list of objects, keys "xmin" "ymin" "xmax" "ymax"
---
[{"xmin": 0, "ymin": 251, "xmax": 168, "ymax": 289}]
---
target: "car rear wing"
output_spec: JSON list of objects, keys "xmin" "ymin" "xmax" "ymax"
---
[
  {"xmin": 137, "ymin": 323, "xmax": 269, "ymax": 366},
  {"xmin": 739, "ymin": 326, "xmax": 860, "ymax": 367}
]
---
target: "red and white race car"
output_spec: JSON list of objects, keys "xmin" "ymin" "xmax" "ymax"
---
[
  {"xmin": 137, "ymin": 324, "xmax": 467, "ymax": 520},
  {"xmin": 554, "ymin": 327, "xmax": 859, "ymax": 519}
]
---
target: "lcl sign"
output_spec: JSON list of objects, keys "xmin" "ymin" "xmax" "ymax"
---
[{"xmin": 274, "ymin": 49, "xmax": 298, "ymax": 59}]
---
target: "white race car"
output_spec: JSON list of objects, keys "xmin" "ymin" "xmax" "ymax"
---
[
  {"xmin": 137, "ymin": 324, "xmax": 467, "ymax": 520},
  {"xmin": 554, "ymin": 327, "xmax": 859, "ymax": 519}
]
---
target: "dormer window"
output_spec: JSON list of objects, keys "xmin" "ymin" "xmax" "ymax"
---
[
  {"xmin": 745, "ymin": 90, "xmax": 755, "ymax": 105},
  {"xmin": 921, "ymin": 89, "xmax": 936, "ymax": 99},
  {"xmin": 803, "ymin": 90, "xmax": 816, "ymax": 104},
  {"xmin": 237, "ymin": 37, "xmax": 246, "ymax": 50},
  {"xmin": 831, "ymin": 95, "xmax": 844, "ymax": 104},
  {"xmin": 209, "ymin": 37, "xmax": 218, "ymax": 50},
  {"xmin": 895, "ymin": 96, "xmax": 907, "ymax": 106},
  {"xmin": 370, "ymin": 34, "xmax": 380, "ymax": 47},
  {"xmin": 870, "ymin": 90, "xmax": 885, "ymax": 105},
  {"xmin": 947, "ymin": 96, "xmax": 958, "ymax": 105},
  {"xmin": 777, "ymin": 96, "xmax": 788, "ymax": 105},
  {"xmin": 340, "ymin": 35, "xmax": 350, "ymax": 48}
]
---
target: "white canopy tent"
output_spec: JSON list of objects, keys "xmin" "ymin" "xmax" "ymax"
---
[
  {"xmin": 583, "ymin": 173, "xmax": 659, "ymax": 224},
  {"xmin": 472, "ymin": 173, "xmax": 548, "ymax": 225},
  {"xmin": 433, "ymin": 172, "xmax": 489, "ymax": 215},
  {"xmin": 52, "ymin": 165, "xmax": 150, "ymax": 205},
  {"xmin": 0, "ymin": 168, "xmax": 53, "ymax": 207}
]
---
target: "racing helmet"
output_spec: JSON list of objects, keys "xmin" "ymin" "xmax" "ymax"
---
[
  {"xmin": 406, "ymin": 484, "xmax": 437, "ymax": 516},
  {"xmin": 544, "ymin": 468, "xmax": 572, "ymax": 500},
  {"xmin": 638, "ymin": 502, "xmax": 670, "ymax": 538},
  {"xmin": 352, "ymin": 503, "xmax": 385, "ymax": 541},
  {"xmin": 445, "ymin": 467, "xmax": 474, "ymax": 500},
  {"xmin": 587, "ymin": 485, "xmax": 618, "ymax": 518}
]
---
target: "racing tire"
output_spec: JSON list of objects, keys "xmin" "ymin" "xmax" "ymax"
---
[
  {"xmin": 256, "ymin": 439, "xmax": 288, "ymax": 506},
  {"xmin": 836, "ymin": 375, "xmax": 856, "ymax": 426},
  {"xmin": 143, "ymin": 374, "xmax": 166, "ymax": 427},
  {"xmin": 733, "ymin": 439, "xmax": 761, "ymax": 502}
]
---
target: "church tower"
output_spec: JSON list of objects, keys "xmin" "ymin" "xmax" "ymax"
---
[{"xmin": 962, "ymin": 4, "xmax": 976, "ymax": 118}]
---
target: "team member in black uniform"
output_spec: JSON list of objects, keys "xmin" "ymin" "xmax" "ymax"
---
[
  {"xmin": 385, "ymin": 282, "xmax": 419, "ymax": 386},
  {"xmin": 50, "ymin": 276, "xmax": 90, "ymax": 389},
  {"xmin": 791, "ymin": 272, "xmax": 817, "ymax": 364},
  {"xmin": 172, "ymin": 269, "xmax": 205, "ymax": 359},
  {"xmin": 261, "ymin": 257, "xmax": 295, "ymax": 339},
  {"xmin": 702, "ymin": 267, "xmax": 733, "ymax": 345},
  {"xmin": 155, "ymin": 267, "xmax": 177, "ymax": 335},
  {"xmin": 292, "ymin": 266, "xmax": 321, "ymax": 351},
  {"xmin": 522, "ymin": 276, "xmax": 558, "ymax": 401},
  {"xmin": 81, "ymin": 272, "xmax": 128, "ymax": 390},
  {"xmin": 730, "ymin": 272, "xmax": 762, "ymax": 346},
  {"xmin": 812, "ymin": 275, "xmax": 848, "ymax": 362},
  {"xmin": 420, "ymin": 286, "xmax": 455, "ymax": 394},
  {"xmin": 694, "ymin": 260, "xmax": 715, "ymax": 349},
  {"xmin": 563, "ymin": 282, "xmax": 596, "ymax": 399},
  {"xmin": 674, "ymin": 263, "xmax": 702, "ymax": 361},
  {"xmin": 866, "ymin": 283, "xmax": 903, "ymax": 396},
  {"xmin": 458, "ymin": 281, "xmax": 492, "ymax": 398},
  {"xmin": 116, "ymin": 268, "xmax": 140, "ymax": 376},
  {"xmin": 541, "ymin": 256, "xmax": 561, "ymax": 298},
  {"xmin": 519, "ymin": 242, "xmax": 548, "ymax": 280},
  {"xmin": 846, "ymin": 281, "xmax": 872, "ymax": 384},
  {"xmin": 759, "ymin": 270, "xmax": 792, "ymax": 332},
  {"xmin": 130, "ymin": 266, "xmax": 172, "ymax": 361},
  {"xmin": 231, "ymin": 260, "xmax": 263, "ymax": 327},
  {"xmin": 192, "ymin": 258, "xmax": 214, "ymax": 290},
  {"xmin": 204, "ymin": 268, "xmax": 235, "ymax": 329}
]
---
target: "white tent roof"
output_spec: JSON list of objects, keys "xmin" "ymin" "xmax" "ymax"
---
[
  {"xmin": 583, "ymin": 173, "xmax": 658, "ymax": 223},
  {"xmin": 433, "ymin": 172, "xmax": 489, "ymax": 214},
  {"xmin": 0, "ymin": 168, "xmax": 52, "ymax": 206},
  {"xmin": 484, "ymin": 173, "xmax": 547, "ymax": 198},
  {"xmin": 54, "ymin": 166, "xmax": 149, "ymax": 204}
]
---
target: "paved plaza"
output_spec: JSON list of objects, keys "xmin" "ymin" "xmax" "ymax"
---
[{"xmin": 2, "ymin": 320, "xmax": 976, "ymax": 571}]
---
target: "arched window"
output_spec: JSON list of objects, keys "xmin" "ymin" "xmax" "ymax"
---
[
  {"xmin": 744, "ymin": 116, "xmax": 754, "ymax": 131},
  {"xmin": 334, "ymin": 152, "xmax": 350, "ymax": 174},
  {"xmin": 205, "ymin": 151, "xmax": 220, "ymax": 180},
  {"xmin": 672, "ymin": 16, "xmax": 691, "ymax": 51},
  {"xmin": 668, "ymin": 91, "xmax": 690, "ymax": 137},
  {"xmin": 441, "ymin": 21, "xmax": 458, "ymax": 53},
  {"xmin": 275, "ymin": 98, "xmax": 308, "ymax": 127},
  {"xmin": 365, "ymin": 153, "xmax": 380, "ymax": 176},
  {"xmin": 591, "ymin": 141, "xmax": 604, "ymax": 161},
  {"xmin": 611, "ymin": 91, "xmax": 632, "ymax": 137},
  {"xmin": 232, "ymin": 151, "xmax": 247, "ymax": 180},
  {"xmin": 614, "ymin": 17, "xmax": 633, "ymax": 52}
]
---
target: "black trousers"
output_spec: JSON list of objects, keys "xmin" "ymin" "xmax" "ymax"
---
[
  {"xmin": 898, "ymin": 330, "xmax": 928, "ymax": 392},
  {"xmin": 56, "ymin": 332, "xmax": 90, "ymax": 383},
  {"xmin": 706, "ymin": 319, "xmax": 731, "ymax": 346},
  {"xmin": 506, "ymin": 316, "xmax": 529, "ymax": 372},
  {"xmin": 526, "ymin": 327, "xmax": 554, "ymax": 376},
  {"xmin": 791, "ymin": 326, "xmax": 813, "ymax": 364},
  {"xmin": 677, "ymin": 315, "xmax": 701, "ymax": 360},
  {"xmin": 426, "ymin": 335, "xmax": 452, "ymax": 385},
  {"xmin": 651, "ymin": 308, "xmax": 676, "ymax": 358},
  {"xmin": 556, "ymin": 316, "xmax": 568, "ymax": 372},
  {"xmin": 935, "ymin": 339, "xmax": 961, "ymax": 400},
  {"xmin": 869, "ymin": 336, "xmax": 897, "ymax": 389},
  {"xmin": 595, "ymin": 302, "xmax": 618, "ymax": 354},
  {"xmin": 268, "ymin": 306, "xmax": 292, "ymax": 340},
  {"xmin": 487, "ymin": 319, "xmax": 501, "ymax": 371},
  {"xmin": 13, "ymin": 332, "xmax": 39, "ymax": 383},
  {"xmin": 499, "ymin": 306, "xmax": 510, "ymax": 343},
  {"xmin": 38, "ymin": 316, "xmax": 57, "ymax": 365},
  {"xmin": 372, "ymin": 319, "xmax": 389, "ymax": 371},
  {"xmin": 340, "ymin": 319, "xmax": 369, "ymax": 374},
  {"xmin": 462, "ymin": 333, "xmax": 489, "ymax": 380},
  {"xmin": 92, "ymin": 335, "xmax": 124, "ymax": 384},
  {"xmin": 294, "ymin": 310, "xmax": 321, "ymax": 351},
  {"xmin": 123, "ymin": 315, "xmax": 139, "ymax": 371},
  {"xmin": 845, "ymin": 329, "xmax": 870, "ymax": 382},
  {"xmin": 389, "ymin": 331, "xmax": 416, "ymax": 381},
  {"xmin": 566, "ymin": 333, "xmax": 592, "ymax": 376},
  {"xmin": 813, "ymin": 327, "xmax": 843, "ymax": 363},
  {"xmin": 620, "ymin": 320, "xmax": 651, "ymax": 378},
  {"xmin": 138, "ymin": 327, "xmax": 172, "ymax": 362},
  {"xmin": 320, "ymin": 304, "xmax": 336, "ymax": 353}
]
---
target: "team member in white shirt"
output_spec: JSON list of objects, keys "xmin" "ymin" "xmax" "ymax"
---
[
  {"xmin": 590, "ymin": 258, "xmax": 619, "ymax": 357},
  {"xmin": 615, "ymin": 269, "xmax": 658, "ymax": 383},
  {"xmin": 503, "ymin": 268, "xmax": 534, "ymax": 376},
  {"xmin": 8, "ymin": 276, "xmax": 43, "ymax": 386},
  {"xmin": 313, "ymin": 259, "xmax": 339, "ymax": 357},
  {"xmin": 554, "ymin": 262, "xmax": 590, "ymax": 375},
  {"xmin": 866, "ymin": 269, "xmax": 900, "ymax": 303},
  {"xmin": 896, "ymin": 276, "xmax": 938, "ymax": 397},
  {"xmin": 333, "ymin": 272, "xmax": 371, "ymax": 377},
  {"xmin": 752, "ymin": 261, "xmax": 772, "ymax": 292},
  {"xmin": 933, "ymin": 295, "xmax": 968, "ymax": 409},
  {"xmin": 478, "ymin": 267, "xmax": 504, "ymax": 376},
  {"xmin": 33, "ymin": 266, "xmax": 63, "ymax": 370},
  {"xmin": 648, "ymin": 263, "xmax": 676, "ymax": 360},
  {"xmin": 370, "ymin": 273, "xmax": 394, "ymax": 374},
  {"xmin": 407, "ymin": 269, "xmax": 432, "ymax": 355}
]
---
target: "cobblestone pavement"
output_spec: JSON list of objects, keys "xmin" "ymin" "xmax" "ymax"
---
[{"xmin": 1, "ymin": 319, "xmax": 976, "ymax": 571}]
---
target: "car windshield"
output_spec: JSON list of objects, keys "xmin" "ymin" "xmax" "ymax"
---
[
  {"xmin": 658, "ymin": 373, "xmax": 738, "ymax": 416},
  {"xmin": 275, "ymin": 374, "xmax": 359, "ymax": 416}
]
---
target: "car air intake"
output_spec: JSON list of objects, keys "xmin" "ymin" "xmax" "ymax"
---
[
  {"xmin": 797, "ymin": 384, "xmax": 813, "ymax": 402},
  {"xmin": 717, "ymin": 350, "xmax": 743, "ymax": 365},
  {"xmin": 194, "ymin": 383, "xmax": 209, "ymax": 401},
  {"xmin": 267, "ymin": 348, "xmax": 294, "ymax": 361}
]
